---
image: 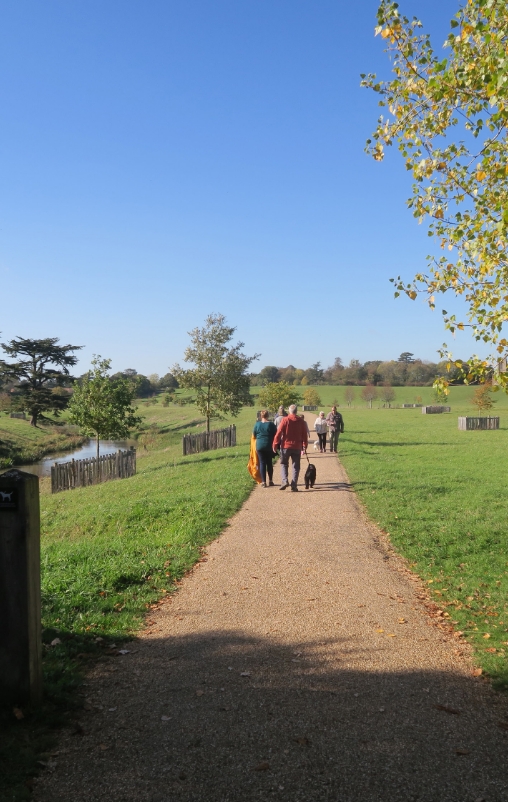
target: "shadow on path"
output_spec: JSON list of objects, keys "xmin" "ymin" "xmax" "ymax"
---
[{"xmin": 37, "ymin": 630, "xmax": 508, "ymax": 802}]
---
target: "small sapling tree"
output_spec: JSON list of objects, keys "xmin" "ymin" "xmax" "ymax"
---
[
  {"xmin": 258, "ymin": 382, "xmax": 301, "ymax": 413},
  {"xmin": 68, "ymin": 356, "xmax": 142, "ymax": 461},
  {"xmin": 361, "ymin": 384, "xmax": 378, "ymax": 409},
  {"xmin": 303, "ymin": 388, "xmax": 321, "ymax": 407},
  {"xmin": 344, "ymin": 387, "xmax": 355, "ymax": 407},
  {"xmin": 173, "ymin": 314, "xmax": 259, "ymax": 432},
  {"xmin": 380, "ymin": 383, "xmax": 396, "ymax": 408},
  {"xmin": 0, "ymin": 336, "xmax": 82, "ymax": 426},
  {"xmin": 470, "ymin": 383, "xmax": 496, "ymax": 416}
]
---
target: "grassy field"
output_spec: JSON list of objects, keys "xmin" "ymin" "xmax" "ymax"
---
[
  {"xmin": 0, "ymin": 416, "xmax": 88, "ymax": 469},
  {"xmin": 332, "ymin": 385, "xmax": 508, "ymax": 689}
]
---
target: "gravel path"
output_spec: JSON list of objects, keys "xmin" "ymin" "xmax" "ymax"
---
[{"xmin": 35, "ymin": 422, "xmax": 508, "ymax": 802}]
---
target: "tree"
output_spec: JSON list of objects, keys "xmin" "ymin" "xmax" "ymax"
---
[
  {"xmin": 159, "ymin": 372, "xmax": 179, "ymax": 391},
  {"xmin": 361, "ymin": 384, "xmax": 378, "ymax": 408},
  {"xmin": 380, "ymin": 383, "xmax": 396, "ymax": 407},
  {"xmin": 68, "ymin": 356, "xmax": 142, "ymax": 461},
  {"xmin": 257, "ymin": 382, "xmax": 301, "ymax": 412},
  {"xmin": 257, "ymin": 366, "xmax": 281, "ymax": 385},
  {"xmin": 470, "ymin": 382, "xmax": 496, "ymax": 415},
  {"xmin": 433, "ymin": 384, "xmax": 449, "ymax": 404},
  {"xmin": 0, "ymin": 337, "xmax": 82, "ymax": 426},
  {"xmin": 303, "ymin": 388, "xmax": 321, "ymax": 407},
  {"xmin": 323, "ymin": 357, "xmax": 344, "ymax": 384},
  {"xmin": 398, "ymin": 352, "xmax": 415, "ymax": 364},
  {"xmin": 173, "ymin": 314, "xmax": 259, "ymax": 432},
  {"xmin": 344, "ymin": 387, "xmax": 355, "ymax": 407},
  {"xmin": 363, "ymin": 2, "xmax": 508, "ymax": 387},
  {"xmin": 305, "ymin": 362, "xmax": 324, "ymax": 384}
]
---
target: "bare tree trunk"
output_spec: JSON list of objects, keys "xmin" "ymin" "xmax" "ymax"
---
[{"xmin": 30, "ymin": 412, "xmax": 37, "ymax": 427}]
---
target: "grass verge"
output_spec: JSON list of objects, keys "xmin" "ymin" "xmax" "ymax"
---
[
  {"xmin": 0, "ymin": 417, "xmax": 88, "ymax": 469},
  {"xmin": 339, "ymin": 391, "xmax": 508, "ymax": 690},
  {"xmin": 0, "ymin": 402, "xmax": 256, "ymax": 801}
]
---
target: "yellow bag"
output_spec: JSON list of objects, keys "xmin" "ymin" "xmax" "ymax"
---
[{"xmin": 247, "ymin": 435, "xmax": 262, "ymax": 484}]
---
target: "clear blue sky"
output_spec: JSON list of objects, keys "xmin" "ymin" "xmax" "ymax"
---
[{"xmin": 1, "ymin": 0, "xmax": 475, "ymax": 376}]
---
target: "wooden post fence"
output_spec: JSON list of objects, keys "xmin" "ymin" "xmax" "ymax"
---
[
  {"xmin": 51, "ymin": 448, "xmax": 136, "ymax": 493},
  {"xmin": 458, "ymin": 416, "xmax": 500, "ymax": 430},
  {"xmin": 182, "ymin": 425, "xmax": 236, "ymax": 456}
]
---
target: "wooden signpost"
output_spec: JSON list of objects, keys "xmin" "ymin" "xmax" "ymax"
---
[{"xmin": 0, "ymin": 469, "xmax": 42, "ymax": 705}]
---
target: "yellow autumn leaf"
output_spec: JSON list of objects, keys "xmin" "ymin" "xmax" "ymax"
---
[
  {"xmin": 483, "ymin": 633, "xmax": 491, "ymax": 639},
  {"xmin": 435, "ymin": 209, "xmax": 444, "ymax": 219}
]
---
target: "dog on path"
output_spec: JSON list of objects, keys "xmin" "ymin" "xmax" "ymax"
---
[{"xmin": 304, "ymin": 462, "xmax": 316, "ymax": 489}]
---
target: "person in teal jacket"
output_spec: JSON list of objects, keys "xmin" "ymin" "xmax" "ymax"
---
[{"xmin": 252, "ymin": 410, "xmax": 277, "ymax": 487}]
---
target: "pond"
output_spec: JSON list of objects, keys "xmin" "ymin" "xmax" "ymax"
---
[{"xmin": 15, "ymin": 439, "xmax": 135, "ymax": 478}]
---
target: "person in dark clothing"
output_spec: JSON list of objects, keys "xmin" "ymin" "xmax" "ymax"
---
[
  {"xmin": 252, "ymin": 410, "xmax": 277, "ymax": 487},
  {"xmin": 326, "ymin": 405, "xmax": 344, "ymax": 453}
]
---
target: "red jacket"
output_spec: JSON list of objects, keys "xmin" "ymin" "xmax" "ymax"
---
[{"xmin": 273, "ymin": 414, "xmax": 308, "ymax": 451}]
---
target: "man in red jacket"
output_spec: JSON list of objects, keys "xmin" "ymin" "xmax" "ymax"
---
[{"xmin": 273, "ymin": 404, "xmax": 308, "ymax": 491}]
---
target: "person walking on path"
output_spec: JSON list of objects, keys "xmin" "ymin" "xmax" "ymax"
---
[
  {"xmin": 274, "ymin": 405, "xmax": 287, "ymax": 428},
  {"xmin": 273, "ymin": 403, "xmax": 308, "ymax": 491},
  {"xmin": 252, "ymin": 410, "xmax": 277, "ymax": 487},
  {"xmin": 326, "ymin": 405, "xmax": 344, "ymax": 453},
  {"xmin": 314, "ymin": 411, "xmax": 328, "ymax": 452}
]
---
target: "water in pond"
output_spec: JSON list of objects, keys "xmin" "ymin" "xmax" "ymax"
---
[{"xmin": 15, "ymin": 440, "xmax": 135, "ymax": 478}]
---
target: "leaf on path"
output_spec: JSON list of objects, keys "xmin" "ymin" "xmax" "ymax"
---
[
  {"xmin": 13, "ymin": 707, "xmax": 24, "ymax": 720},
  {"xmin": 398, "ymin": 618, "xmax": 407, "ymax": 624},
  {"xmin": 161, "ymin": 715, "xmax": 171, "ymax": 721},
  {"xmin": 434, "ymin": 704, "xmax": 460, "ymax": 715},
  {"xmin": 195, "ymin": 689, "xmax": 205, "ymax": 696},
  {"xmin": 387, "ymin": 633, "xmax": 396, "ymax": 637},
  {"xmin": 118, "ymin": 649, "xmax": 130, "ymax": 655},
  {"xmin": 292, "ymin": 736, "xmax": 311, "ymax": 746},
  {"xmin": 472, "ymin": 668, "xmax": 483, "ymax": 676},
  {"xmin": 253, "ymin": 762, "xmax": 270, "ymax": 771},
  {"xmin": 375, "ymin": 629, "xmax": 384, "ymax": 633},
  {"xmin": 455, "ymin": 748, "xmax": 470, "ymax": 755},
  {"xmin": 240, "ymin": 671, "xmax": 251, "ymax": 677}
]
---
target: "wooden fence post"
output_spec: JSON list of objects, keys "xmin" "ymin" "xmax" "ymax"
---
[{"xmin": 0, "ymin": 469, "xmax": 42, "ymax": 705}]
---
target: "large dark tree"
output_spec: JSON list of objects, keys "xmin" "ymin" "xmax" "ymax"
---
[{"xmin": 0, "ymin": 337, "xmax": 82, "ymax": 426}]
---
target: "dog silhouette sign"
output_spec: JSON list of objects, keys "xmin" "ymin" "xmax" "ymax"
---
[{"xmin": 0, "ymin": 488, "xmax": 17, "ymax": 510}]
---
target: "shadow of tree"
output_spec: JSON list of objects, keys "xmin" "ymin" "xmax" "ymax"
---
[{"xmin": 37, "ymin": 629, "xmax": 508, "ymax": 802}]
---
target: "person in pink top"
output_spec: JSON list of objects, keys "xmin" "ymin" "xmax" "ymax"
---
[{"xmin": 273, "ymin": 404, "xmax": 308, "ymax": 492}]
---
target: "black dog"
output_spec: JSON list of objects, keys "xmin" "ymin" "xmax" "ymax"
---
[{"xmin": 304, "ymin": 462, "xmax": 316, "ymax": 489}]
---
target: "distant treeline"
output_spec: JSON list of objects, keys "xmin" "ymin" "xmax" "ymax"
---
[{"xmin": 249, "ymin": 354, "xmax": 465, "ymax": 387}]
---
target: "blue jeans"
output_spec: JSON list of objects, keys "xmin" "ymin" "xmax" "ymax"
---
[
  {"xmin": 256, "ymin": 448, "xmax": 274, "ymax": 484},
  {"xmin": 280, "ymin": 448, "xmax": 301, "ymax": 487}
]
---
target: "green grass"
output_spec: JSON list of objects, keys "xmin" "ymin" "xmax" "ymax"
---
[
  {"xmin": 0, "ymin": 400, "xmax": 257, "ymax": 801},
  {"xmin": 337, "ymin": 385, "xmax": 508, "ymax": 689},
  {"xmin": 0, "ymin": 415, "xmax": 88, "ymax": 469}
]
